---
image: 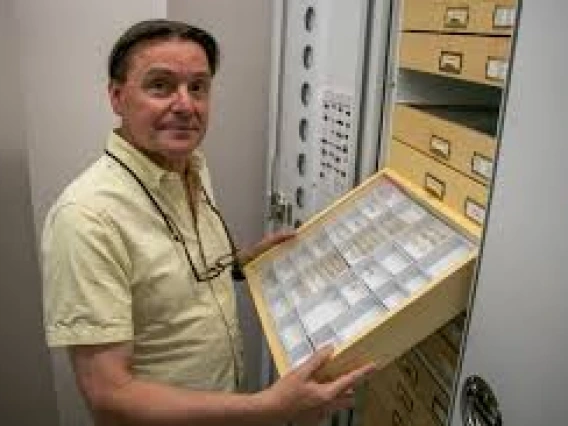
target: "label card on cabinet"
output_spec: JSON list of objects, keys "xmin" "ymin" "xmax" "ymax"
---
[
  {"xmin": 439, "ymin": 51, "xmax": 463, "ymax": 75},
  {"xmin": 471, "ymin": 153, "xmax": 494, "ymax": 180},
  {"xmin": 430, "ymin": 136, "xmax": 451, "ymax": 160},
  {"xmin": 486, "ymin": 57, "xmax": 508, "ymax": 82},
  {"xmin": 444, "ymin": 7, "xmax": 469, "ymax": 29},
  {"xmin": 465, "ymin": 198, "xmax": 486, "ymax": 225},
  {"xmin": 493, "ymin": 6, "xmax": 516, "ymax": 29},
  {"xmin": 424, "ymin": 173, "xmax": 446, "ymax": 200}
]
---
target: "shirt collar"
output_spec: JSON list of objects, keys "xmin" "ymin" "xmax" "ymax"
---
[{"xmin": 105, "ymin": 130, "xmax": 183, "ymax": 190}]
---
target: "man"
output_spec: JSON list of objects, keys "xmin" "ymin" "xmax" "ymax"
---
[{"xmin": 42, "ymin": 19, "xmax": 374, "ymax": 425}]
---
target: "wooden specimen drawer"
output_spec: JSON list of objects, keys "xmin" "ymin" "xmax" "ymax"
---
[
  {"xmin": 245, "ymin": 169, "xmax": 477, "ymax": 380},
  {"xmin": 367, "ymin": 373, "xmax": 414, "ymax": 426},
  {"xmin": 439, "ymin": 312, "xmax": 466, "ymax": 352},
  {"xmin": 397, "ymin": 350, "xmax": 451, "ymax": 426},
  {"xmin": 388, "ymin": 138, "xmax": 488, "ymax": 229},
  {"xmin": 369, "ymin": 363, "xmax": 440, "ymax": 426},
  {"xmin": 403, "ymin": 0, "xmax": 517, "ymax": 35},
  {"xmin": 399, "ymin": 31, "xmax": 511, "ymax": 86},
  {"xmin": 392, "ymin": 104, "xmax": 497, "ymax": 184},
  {"xmin": 416, "ymin": 332, "xmax": 460, "ymax": 390},
  {"xmin": 361, "ymin": 386, "xmax": 392, "ymax": 426}
]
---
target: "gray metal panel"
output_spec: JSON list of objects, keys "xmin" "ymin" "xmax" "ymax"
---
[{"xmin": 451, "ymin": 1, "xmax": 568, "ymax": 425}]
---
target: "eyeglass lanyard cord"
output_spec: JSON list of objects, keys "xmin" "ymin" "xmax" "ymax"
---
[{"xmin": 104, "ymin": 149, "xmax": 241, "ymax": 388}]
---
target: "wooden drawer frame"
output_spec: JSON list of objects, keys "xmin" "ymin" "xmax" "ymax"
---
[
  {"xmin": 397, "ymin": 350, "xmax": 451, "ymax": 426},
  {"xmin": 245, "ymin": 168, "xmax": 477, "ymax": 380},
  {"xmin": 392, "ymin": 104, "xmax": 497, "ymax": 184},
  {"xmin": 388, "ymin": 138, "xmax": 488, "ymax": 230},
  {"xmin": 402, "ymin": 0, "xmax": 517, "ymax": 35},
  {"xmin": 399, "ymin": 32, "xmax": 511, "ymax": 86}
]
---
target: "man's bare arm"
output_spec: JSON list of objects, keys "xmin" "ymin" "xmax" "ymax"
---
[{"xmin": 70, "ymin": 342, "xmax": 374, "ymax": 426}]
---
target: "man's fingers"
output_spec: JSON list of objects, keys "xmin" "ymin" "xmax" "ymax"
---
[
  {"xmin": 270, "ymin": 230, "xmax": 296, "ymax": 244},
  {"xmin": 326, "ymin": 394, "xmax": 356, "ymax": 413},
  {"xmin": 295, "ymin": 345, "xmax": 334, "ymax": 378},
  {"xmin": 326, "ymin": 363, "xmax": 376, "ymax": 396}
]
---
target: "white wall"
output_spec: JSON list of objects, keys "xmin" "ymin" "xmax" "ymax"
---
[
  {"xmin": 0, "ymin": 1, "xmax": 59, "ymax": 424},
  {"xmin": 167, "ymin": 0, "xmax": 273, "ymax": 391},
  {"xmin": 13, "ymin": 1, "xmax": 167, "ymax": 424}
]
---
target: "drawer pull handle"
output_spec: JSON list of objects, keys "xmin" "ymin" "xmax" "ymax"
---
[
  {"xmin": 392, "ymin": 410, "xmax": 404, "ymax": 426},
  {"xmin": 399, "ymin": 359, "xmax": 418, "ymax": 386},
  {"xmin": 396, "ymin": 382, "xmax": 414, "ymax": 413},
  {"xmin": 444, "ymin": 6, "xmax": 469, "ymax": 29},
  {"xmin": 439, "ymin": 51, "xmax": 463, "ymax": 75},
  {"xmin": 430, "ymin": 135, "xmax": 451, "ymax": 160},
  {"xmin": 424, "ymin": 173, "xmax": 446, "ymax": 200}
]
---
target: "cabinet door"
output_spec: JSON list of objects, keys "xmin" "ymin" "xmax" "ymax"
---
[{"xmin": 451, "ymin": 1, "xmax": 568, "ymax": 424}]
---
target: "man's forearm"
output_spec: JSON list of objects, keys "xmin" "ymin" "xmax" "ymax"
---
[{"xmin": 93, "ymin": 378, "xmax": 284, "ymax": 426}]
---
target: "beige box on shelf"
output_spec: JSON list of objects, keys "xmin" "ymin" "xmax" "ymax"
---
[
  {"xmin": 244, "ymin": 169, "xmax": 478, "ymax": 380},
  {"xmin": 399, "ymin": 31, "xmax": 511, "ymax": 86},
  {"xmin": 388, "ymin": 138, "xmax": 488, "ymax": 229},
  {"xmin": 402, "ymin": 0, "xmax": 517, "ymax": 35},
  {"xmin": 392, "ymin": 103, "xmax": 497, "ymax": 185}
]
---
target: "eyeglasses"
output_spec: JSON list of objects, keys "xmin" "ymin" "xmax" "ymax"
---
[
  {"xmin": 165, "ymin": 188, "xmax": 240, "ymax": 282},
  {"xmin": 105, "ymin": 149, "xmax": 241, "ymax": 282}
]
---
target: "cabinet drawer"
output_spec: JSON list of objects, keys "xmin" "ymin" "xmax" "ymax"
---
[
  {"xmin": 439, "ymin": 312, "xmax": 466, "ymax": 352},
  {"xmin": 388, "ymin": 138, "xmax": 488, "ymax": 227},
  {"xmin": 399, "ymin": 32, "xmax": 511, "ymax": 86},
  {"xmin": 397, "ymin": 351, "xmax": 451, "ymax": 426},
  {"xmin": 245, "ymin": 169, "xmax": 477, "ymax": 380},
  {"xmin": 403, "ymin": 0, "xmax": 517, "ymax": 35},
  {"xmin": 382, "ymin": 363, "xmax": 444, "ymax": 426},
  {"xmin": 361, "ymin": 388, "xmax": 385, "ymax": 426},
  {"xmin": 416, "ymin": 332, "xmax": 460, "ymax": 390},
  {"xmin": 392, "ymin": 104, "xmax": 497, "ymax": 184},
  {"xmin": 368, "ymin": 371, "xmax": 414, "ymax": 426}
]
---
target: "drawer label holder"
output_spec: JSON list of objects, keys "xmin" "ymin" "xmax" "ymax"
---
[
  {"xmin": 444, "ymin": 7, "xmax": 469, "ymax": 29},
  {"xmin": 439, "ymin": 51, "xmax": 463, "ymax": 75},
  {"xmin": 493, "ymin": 6, "xmax": 516, "ymax": 29},
  {"xmin": 430, "ymin": 135, "xmax": 451, "ymax": 160},
  {"xmin": 471, "ymin": 152, "xmax": 494, "ymax": 181},
  {"xmin": 465, "ymin": 197, "xmax": 486, "ymax": 225},
  {"xmin": 424, "ymin": 173, "xmax": 446, "ymax": 200},
  {"xmin": 486, "ymin": 57, "xmax": 508, "ymax": 82}
]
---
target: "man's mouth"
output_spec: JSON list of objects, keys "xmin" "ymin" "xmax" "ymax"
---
[{"xmin": 160, "ymin": 124, "xmax": 198, "ymax": 132}]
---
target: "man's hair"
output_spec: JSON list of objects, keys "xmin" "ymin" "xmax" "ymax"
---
[{"xmin": 108, "ymin": 19, "xmax": 220, "ymax": 82}]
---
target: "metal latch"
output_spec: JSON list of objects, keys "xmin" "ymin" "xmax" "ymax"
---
[
  {"xmin": 268, "ymin": 192, "xmax": 287, "ymax": 224},
  {"xmin": 461, "ymin": 375, "xmax": 502, "ymax": 426}
]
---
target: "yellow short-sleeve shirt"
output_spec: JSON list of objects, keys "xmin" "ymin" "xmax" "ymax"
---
[{"xmin": 42, "ymin": 131, "xmax": 244, "ymax": 391}]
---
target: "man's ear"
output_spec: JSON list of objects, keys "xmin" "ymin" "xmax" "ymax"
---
[{"xmin": 108, "ymin": 81, "xmax": 124, "ymax": 116}]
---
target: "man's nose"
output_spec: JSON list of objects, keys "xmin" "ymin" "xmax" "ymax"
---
[{"xmin": 172, "ymin": 86, "xmax": 197, "ymax": 112}]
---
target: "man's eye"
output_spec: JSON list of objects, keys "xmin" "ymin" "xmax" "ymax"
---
[
  {"xmin": 189, "ymin": 81, "xmax": 210, "ymax": 95},
  {"xmin": 147, "ymin": 79, "xmax": 173, "ymax": 94}
]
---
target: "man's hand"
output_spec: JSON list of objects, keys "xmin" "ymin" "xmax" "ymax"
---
[
  {"xmin": 258, "ymin": 346, "xmax": 376, "ymax": 425},
  {"xmin": 239, "ymin": 230, "xmax": 296, "ymax": 265}
]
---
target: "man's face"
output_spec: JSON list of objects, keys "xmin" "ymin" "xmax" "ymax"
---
[{"xmin": 109, "ymin": 39, "xmax": 212, "ymax": 171}]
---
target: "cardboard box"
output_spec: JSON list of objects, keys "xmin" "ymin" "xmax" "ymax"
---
[{"xmin": 244, "ymin": 169, "xmax": 478, "ymax": 379}]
